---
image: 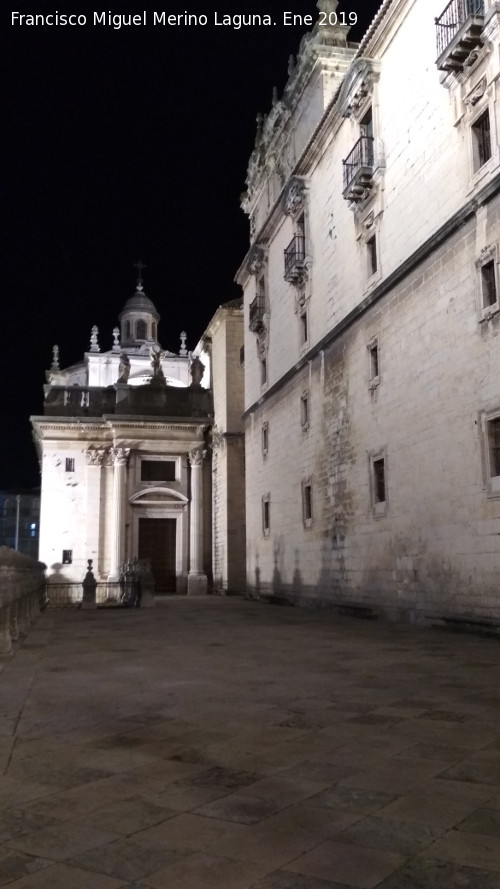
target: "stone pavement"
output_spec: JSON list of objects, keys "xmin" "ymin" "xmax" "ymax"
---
[{"xmin": 2, "ymin": 599, "xmax": 500, "ymax": 888}]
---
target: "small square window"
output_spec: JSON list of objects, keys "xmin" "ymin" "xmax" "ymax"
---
[
  {"xmin": 262, "ymin": 494, "xmax": 271, "ymax": 536},
  {"xmin": 62, "ymin": 549, "xmax": 73, "ymax": 564},
  {"xmin": 300, "ymin": 392, "xmax": 309, "ymax": 429},
  {"xmin": 262, "ymin": 422, "xmax": 269, "ymax": 457},
  {"xmin": 481, "ymin": 260, "xmax": 497, "ymax": 309},
  {"xmin": 302, "ymin": 481, "xmax": 313, "ymax": 528},
  {"xmin": 472, "ymin": 110, "xmax": 492, "ymax": 172},
  {"xmin": 65, "ymin": 458, "xmax": 75, "ymax": 472},
  {"xmin": 367, "ymin": 235, "xmax": 378, "ymax": 276}
]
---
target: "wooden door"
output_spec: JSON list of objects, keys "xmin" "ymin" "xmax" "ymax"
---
[{"xmin": 138, "ymin": 518, "xmax": 176, "ymax": 593}]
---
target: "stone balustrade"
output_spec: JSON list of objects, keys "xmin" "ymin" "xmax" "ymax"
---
[{"xmin": 0, "ymin": 546, "xmax": 46, "ymax": 655}]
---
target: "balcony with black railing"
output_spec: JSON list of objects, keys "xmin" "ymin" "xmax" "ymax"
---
[
  {"xmin": 284, "ymin": 235, "xmax": 306, "ymax": 282},
  {"xmin": 435, "ymin": 0, "xmax": 484, "ymax": 72},
  {"xmin": 249, "ymin": 293, "xmax": 266, "ymax": 333},
  {"xmin": 342, "ymin": 136, "xmax": 375, "ymax": 203}
]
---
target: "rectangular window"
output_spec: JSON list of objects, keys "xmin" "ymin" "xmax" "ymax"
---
[
  {"xmin": 367, "ymin": 235, "xmax": 378, "ymax": 276},
  {"xmin": 481, "ymin": 260, "xmax": 497, "ymax": 308},
  {"xmin": 300, "ymin": 392, "xmax": 309, "ymax": 429},
  {"xmin": 488, "ymin": 417, "xmax": 500, "ymax": 478},
  {"xmin": 360, "ymin": 106, "xmax": 374, "ymax": 140},
  {"xmin": 239, "ymin": 345, "xmax": 245, "ymax": 366},
  {"xmin": 141, "ymin": 460, "xmax": 176, "ymax": 482},
  {"xmin": 302, "ymin": 481, "xmax": 313, "ymax": 528},
  {"xmin": 62, "ymin": 549, "xmax": 73, "ymax": 564},
  {"xmin": 369, "ymin": 340, "xmax": 379, "ymax": 381},
  {"xmin": 65, "ymin": 458, "xmax": 75, "ymax": 472},
  {"xmin": 300, "ymin": 310, "xmax": 308, "ymax": 345},
  {"xmin": 472, "ymin": 110, "xmax": 492, "ymax": 171},
  {"xmin": 260, "ymin": 358, "xmax": 267, "ymax": 386},
  {"xmin": 262, "ymin": 494, "xmax": 271, "ymax": 536},
  {"xmin": 373, "ymin": 458, "xmax": 386, "ymax": 503},
  {"xmin": 262, "ymin": 422, "xmax": 269, "ymax": 457}
]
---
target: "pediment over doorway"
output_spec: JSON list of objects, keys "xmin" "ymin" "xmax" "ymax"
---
[{"xmin": 130, "ymin": 487, "xmax": 188, "ymax": 505}]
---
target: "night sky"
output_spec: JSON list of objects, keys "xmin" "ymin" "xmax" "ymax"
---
[{"xmin": 4, "ymin": 0, "xmax": 381, "ymax": 489}]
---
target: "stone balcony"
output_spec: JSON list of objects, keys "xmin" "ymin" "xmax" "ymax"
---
[
  {"xmin": 342, "ymin": 135, "xmax": 375, "ymax": 203},
  {"xmin": 249, "ymin": 293, "xmax": 266, "ymax": 333},
  {"xmin": 435, "ymin": 0, "xmax": 485, "ymax": 72}
]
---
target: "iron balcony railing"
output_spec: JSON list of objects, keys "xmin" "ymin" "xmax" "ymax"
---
[
  {"xmin": 249, "ymin": 293, "xmax": 265, "ymax": 332},
  {"xmin": 284, "ymin": 235, "xmax": 306, "ymax": 282},
  {"xmin": 435, "ymin": 0, "xmax": 484, "ymax": 62},
  {"xmin": 342, "ymin": 135, "xmax": 374, "ymax": 198}
]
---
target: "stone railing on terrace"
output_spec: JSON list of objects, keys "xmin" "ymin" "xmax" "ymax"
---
[{"xmin": 0, "ymin": 546, "xmax": 47, "ymax": 656}]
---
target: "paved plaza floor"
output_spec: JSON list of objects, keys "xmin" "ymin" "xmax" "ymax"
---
[{"xmin": 2, "ymin": 598, "xmax": 500, "ymax": 887}]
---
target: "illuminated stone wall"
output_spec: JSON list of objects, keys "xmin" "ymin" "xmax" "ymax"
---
[{"xmin": 240, "ymin": 0, "xmax": 500, "ymax": 621}]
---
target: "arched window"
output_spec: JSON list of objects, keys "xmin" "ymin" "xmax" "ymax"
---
[
  {"xmin": 136, "ymin": 319, "xmax": 146, "ymax": 340},
  {"xmin": 124, "ymin": 321, "xmax": 131, "ymax": 341},
  {"xmin": 152, "ymin": 321, "xmax": 157, "ymax": 340}
]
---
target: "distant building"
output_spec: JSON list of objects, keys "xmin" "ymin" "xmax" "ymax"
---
[
  {"xmin": 31, "ymin": 270, "xmax": 244, "ymax": 600},
  {"xmin": 237, "ymin": 0, "xmax": 500, "ymax": 623},
  {"xmin": 0, "ymin": 490, "xmax": 40, "ymax": 560}
]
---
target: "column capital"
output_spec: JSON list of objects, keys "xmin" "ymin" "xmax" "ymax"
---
[
  {"xmin": 189, "ymin": 446, "xmax": 206, "ymax": 466},
  {"xmin": 85, "ymin": 447, "xmax": 107, "ymax": 466},
  {"xmin": 110, "ymin": 447, "xmax": 130, "ymax": 466}
]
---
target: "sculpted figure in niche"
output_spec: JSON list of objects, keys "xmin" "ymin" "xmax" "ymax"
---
[{"xmin": 117, "ymin": 353, "xmax": 130, "ymax": 383}]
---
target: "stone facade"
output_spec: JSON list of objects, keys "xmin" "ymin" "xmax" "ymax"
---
[
  {"xmin": 32, "ymin": 278, "xmax": 213, "ymax": 598},
  {"xmin": 238, "ymin": 0, "xmax": 500, "ymax": 622},
  {"xmin": 31, "ymin": 279, "xmax": 245, "ymax": 603}
]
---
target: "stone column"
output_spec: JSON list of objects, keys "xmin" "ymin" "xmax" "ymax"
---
[
  {"xmin": 85, "ymin": 448, "xmax": 106, "ymax": 574},
  {"xmin": 108, "ymin": 448, "xmax": 130, "ymax": 582},
  {"xmin": 188, "ymin": 447, "xmax": 208, "ymax": 595}
]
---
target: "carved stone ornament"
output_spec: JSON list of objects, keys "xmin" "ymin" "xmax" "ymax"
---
[
  {"xmin": 283, "ymin": 177, "xmax": 306, "ymax": 217},
  {"xmin": 465, "ymin": 77, "xmax": 487, "ymax": 106},
  {"xmin": 337, "ymin": 58, "xmax": 380, "ymax": 119},
  {"xmin": 51, "ymin": 345, "xmax": 60, "ymax": 371},
  {"xmin": 249, "ymin": 214, "xmax": 257, "ymax": 241},
  {"xmin": 256, "ymin": 330, "xmax": 269, "ymax": 358},
  {"xmin": 364, "ymin": 211, "xmax": 375, "ymax": 230},
  {"xmin": 189, "ymin": 446, "xmax": 206, "ymax": 466},
  {"xmin": 110, "ymin": 447, "xmax": 130, "ymax": 466},
  {"xmin": 211, "ymin": 426, "xmax": 224, "ymax": 451},
  {"xmin": 247, "ymin": 245, "xmax": 265, "ymax": 277},
  {"xmin": 476, "ymin": 244, "xmax": 495, "ymax": 266},
  {"xmin": 89, "ymin": 325, "xmax": 100, "ymax": 353},
  {"xmin": 86, "ymin": 447, "xmax": 107, "ymax": 466}
]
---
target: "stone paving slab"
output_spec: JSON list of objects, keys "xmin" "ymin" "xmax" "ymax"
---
[{"xmin": 2, "ymin": 598, "xmax": 500, "ymax": 887}]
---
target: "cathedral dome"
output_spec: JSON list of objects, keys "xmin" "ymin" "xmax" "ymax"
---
[
  {"xmin": 119, "ymin": 290, "xmax": 160, "ymax": 321},
  {"xmin": 119, "ymin": 262, "xmax": 160, "ymax": 347}
]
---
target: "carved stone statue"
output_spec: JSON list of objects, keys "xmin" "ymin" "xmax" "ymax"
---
[
  {"xmin": 189, "ymin": 356, "xmax": 205, "ymax": 388},
  {"xmin": 150, "ymin": 347, "xmax": 166, "ymax": 384},
  {"xmin": 117, "ymin": 353, "xmax": 130, "ymax": 384}
]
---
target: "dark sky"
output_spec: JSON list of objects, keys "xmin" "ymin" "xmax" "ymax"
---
[{"xmin": 4, "ymin": 0, "xmax": 381, "ymax": 489}]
